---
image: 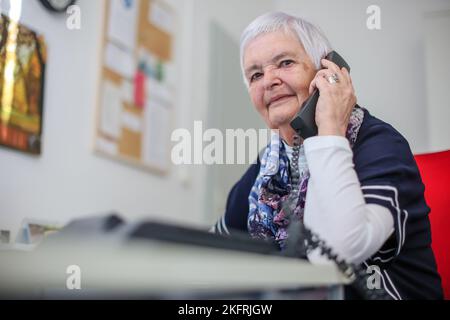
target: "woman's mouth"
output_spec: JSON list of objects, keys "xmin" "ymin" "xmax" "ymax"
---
[{"xmin": 268, "ymin": 95, "xmax": 296, "ymax": 108}]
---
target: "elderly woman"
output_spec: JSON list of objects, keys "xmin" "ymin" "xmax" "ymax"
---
[{"xmin": 211, "ymin": 12, "xmax": 442, "ymax": 299}]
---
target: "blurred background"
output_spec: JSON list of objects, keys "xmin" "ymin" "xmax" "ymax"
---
[{"xmin": 0, "ymin": 0, "xmax": 449, "ymax": 245}]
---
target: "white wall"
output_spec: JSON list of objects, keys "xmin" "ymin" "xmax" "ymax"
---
[{"xmin": 274, "ymin": 0, "xmax": 450, "ymax": 153}]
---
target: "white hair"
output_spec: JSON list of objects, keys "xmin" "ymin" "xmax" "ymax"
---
[{"xmin": 240, "ymin": 12, "xmax": 332, "ymax": 87}]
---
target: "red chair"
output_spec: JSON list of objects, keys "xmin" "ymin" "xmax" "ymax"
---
[{"xmin": 415, "ymin": 150, "xmax": 450, "ymax": 299}]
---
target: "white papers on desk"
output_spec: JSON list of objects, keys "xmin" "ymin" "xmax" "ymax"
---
[
  {"xmin": 149, "ymin": 1, "xmax": 174, "ymax": 35},
  {"xmin": 107, "ymin": 0, "xmax": 138, "ymax": 51},
  {"xmin": 105, "ymin": 42, "xmax": 135, "ymax": 79},
  {"xmin": 15, "ymin": 218, "xmax": 62, "ymax": 245},
  {"xmin": 143, "ymin": 100, "xmax": 170, "ymax": 170},
  {"xmin": 100, "ymin": 80, "xmax": 123, "ymax": 139}
]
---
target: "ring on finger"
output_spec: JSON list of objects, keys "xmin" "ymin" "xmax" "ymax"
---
[{"xmin": 327, "ymin": 73, "xmax": 339, "ymax": 84}]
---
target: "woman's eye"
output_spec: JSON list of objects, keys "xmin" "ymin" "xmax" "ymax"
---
[
  {"xmin": 250, "ymin": 73, "xmax": 262, "ymax": 82},
  {"xmin": 280, "ymin": 60, "xmax": 294, "ymax": 67}
]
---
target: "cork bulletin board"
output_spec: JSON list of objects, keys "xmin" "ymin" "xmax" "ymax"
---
[{"xmin": 94, "ymin": 0, "xmax": 175, "ymax": 174}]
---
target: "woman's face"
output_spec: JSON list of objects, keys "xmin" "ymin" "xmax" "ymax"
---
[{"xmin": 243, "ymin": 30, "xmax": 317, "ymax": 129}]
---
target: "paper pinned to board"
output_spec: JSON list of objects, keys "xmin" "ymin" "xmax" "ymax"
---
[
  {"xmin": 163, "ymin": 61, "xmax": 176, "ymax": 87},
  {"xmin": 142, "ymin": 99, "xmax": 170, "ymax": 170},
  {"xmin": 100, "ymin": 80, "xmax": 123, "ymax": 139},
  {"xmin": 122, "ymin": 110, "xmax": 143, "ymax": 133},
  {"xmin": 146, "ymin": 77, "xmax": 172, "ymax": 107},
  {"xmin": 96, "ymin": 136, "xmax": 119, "ymax": 156},
  {"xmin": 149, "ymin": 1, "xmax": 174, "ymax": 35},
  {"xmin": 105, "ymin": 42, "xmax": 135, "ymax": 79},
  {"xmin": 134, "ymin": 69, "xmax": 146, "ymax": 108},
  {"xmin": 107, "ymin": 0, "xmax": 139, "ymax": 51},
  {"xmin": 121, "ymin": 80, "xmax": 134, "ymax": 104}
]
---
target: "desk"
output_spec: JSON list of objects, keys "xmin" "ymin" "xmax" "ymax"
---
[{"xmin": 0, "ymin": 238, "xmax": 348, "ymax": 299}]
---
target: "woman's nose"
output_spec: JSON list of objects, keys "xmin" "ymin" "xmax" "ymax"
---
[{"xmin": 263, "ymin": 68, "xmax": 282, "ymax": 90}]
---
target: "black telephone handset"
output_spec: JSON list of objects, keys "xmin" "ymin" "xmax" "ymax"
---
[{"xmin": 290, "ymin": 51, "xmax": 351, "ymax": 139}]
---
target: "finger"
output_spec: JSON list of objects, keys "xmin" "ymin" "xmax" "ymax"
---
[
  {"xmin": 315, "ymin": 74, "xmax": 330, "ymax": 92},
  {"xmin": 322, "ymin": 59, "xmax": 350, "ymax": 86},
  {"xmin": 309, "ymin": 69, "xmax": 331, "ymax": 94},
  {"xmin": 341, "ymin": 68, "xmax": 355, "ymax": 97},
  {"xmin": 340, "ymin": 67, "xmax": 352, "ymax": 85},
  {"xmin": 309, "ymin": 70, "xmax": 325, "ymax": 94},
  {"xmin": 315, "ymin": 68, "xmax": 334, "ymax": 79},
  {"xmin": 321, "ymin": 59, "xmax": 343, "ymax": 76},
  {"xmin": 315, "ymin": 69, "xmax": 340, "ymax": 86}
]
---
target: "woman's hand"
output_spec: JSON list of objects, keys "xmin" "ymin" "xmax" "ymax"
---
[{"xmin": 308, "ymin": 58, "xmax": 357, "ymax": 137}]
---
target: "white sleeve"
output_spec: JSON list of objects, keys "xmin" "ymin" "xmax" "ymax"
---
[{"xmin": 303, "ymin": 136, "xmax": 394, "ymax": 265}]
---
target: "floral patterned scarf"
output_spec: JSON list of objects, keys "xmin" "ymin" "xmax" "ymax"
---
[{"xmin": 247, "ymin": 106, "xmax": 365, "ymax": 249}]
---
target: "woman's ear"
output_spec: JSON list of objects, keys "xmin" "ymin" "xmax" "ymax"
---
[{"xmin": 308, "ymin": 78, "xmax": 316, "ymax": 95}]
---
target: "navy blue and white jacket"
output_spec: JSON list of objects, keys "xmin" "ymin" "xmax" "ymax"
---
[{"xmin": 212, "ymin": 108, "xmax": 443, "ymax": 300}]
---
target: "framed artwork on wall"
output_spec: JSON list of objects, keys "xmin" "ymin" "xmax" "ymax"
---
[{"xmin": 0, "ymin": 14, "xmax": 47, "ymax": 155}]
